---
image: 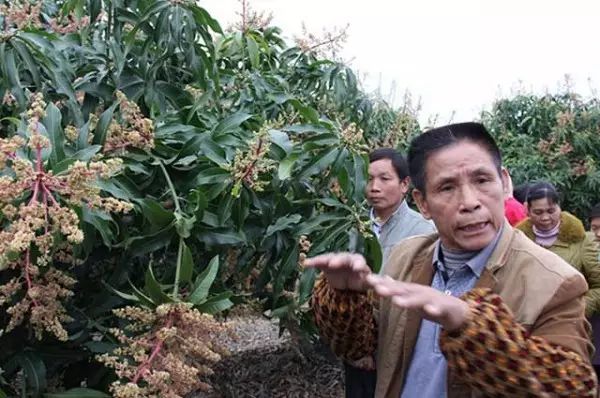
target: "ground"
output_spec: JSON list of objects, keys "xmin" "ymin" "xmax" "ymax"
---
[{"xmin": 196, "ymin": 315, "xmax": 345, "ymax": 398}]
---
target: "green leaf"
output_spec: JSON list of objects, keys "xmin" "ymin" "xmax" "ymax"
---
[
  {"xmin": 189, "ymin": 5, "xmax": 223, "ymax": 33},
  {"xmin": 352, "ymin": 152, "xmax": 368, "ymax": 202},
  {"xmin": 175, "ymin": 213, "xmax": 196, "ymax": 238},
  {"xmin": 264, "ymin": 214, "xmax": 302, "ymax": 237},
  {"xmin": 246, "ymin": 36, "xmax": 259, "ymax": 69},
  {"xmin": 273, "ymin": 245, "xmax": 299, "ymax": 300},
  {"xmin": 44, "ymin": 388, "xmax": 110, "ymax": 398},
  {"xmin": 317, "ymin": 197, "xmax": 352, "ymax": 210},
  {"xmin": 103, "ymin": 281, "xmax": 139, "ymax": 303},
  {"xmin": 200, "ymin": 137, "xmax": 228, "ymax": 165},
  {"xmin": 144, "ymin": 265, "xmax": 173, "ymax": 305},
  {"xmin": 43, "ymin": 102, "xmax": 66, "ymax": 166},
  {"xmin": 211, "ymin": 112, "xmax": 251, "ymax": 136},
  {"xmin": 96, "ymin": 177, "xmax": 139, "ymax": 201},
  {"xmin": 269, "ymin": 129, "xmax": 293, "ymax": 157},
  {"xmin": 298, "ymin": 267, "xmax": 317, "ymax": 305},
  {"xmin": 191, "ymin": 189, "xmax": 208, "ymax": 220},
  {"xmin": 83, "ymin": 341, "xmax": 118, "ymax": 355},
  {"xmin": 188, "ymin": 255, "xmax": 219, "ymax": 304},
  {"xmin": 194, "ymin": 167, "xmax": 231, "ymax": 185},
  {"xmin": 94, "ymin": 102, "xmax": 119, "ymax": 146},
  {"xmin": 296, "ymin": 214, "xmax": 348, "ymax": 235},
  {"xmin": 278, "ymin": 153, "xmax": 299, "ymax": 180},
  {"xmin": 289, "ymin": 99, "xmax": 320, "ymax": 124},
  {"xmin": 127, "ymin": 224, "xmax": 175, "ymax": 257},
  {"xmin": 128, "ymin": 279, "xmax": 156, "ymax": 307},
  {"xmin": 16, "ymin": 351, "xmax": 47, "ymax": 396},
  {"xmin": 364, "ymin": 234, "xmax": 383, "ymax": 274},
  {"xmin": 195, "ymin": 291, "xmax": 233, "ymax": 314},
  {"xmin": 82, "ymin": 208, "xmax": 116, "ymax": 246},
  {"xmin": 298, "ymin": 147, "xmax": 339, "ymax": 179},
  {"xmin": 180, "ymin": 242, "xmax": 194, "ymax": 283},
  {"xmin": 136, "ymin": 198, "xmax": 174, "ymax": 228}
]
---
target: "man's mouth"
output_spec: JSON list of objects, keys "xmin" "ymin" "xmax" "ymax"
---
[{"xmin": 459, "ymin": 222, "xmax": 488, "ymax": 232}]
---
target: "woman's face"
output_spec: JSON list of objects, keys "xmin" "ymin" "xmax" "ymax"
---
[{"xmin": 527, "ymin": 197, "xmax": 561, "ymax": 231}]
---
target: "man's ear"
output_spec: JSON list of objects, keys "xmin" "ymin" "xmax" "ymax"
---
[
  {"xmin": 501, "ymin": 167, "xmax": 511, "ymax": 199},
  {"xmin": 400, "ymin": 177, "xmax": 410, "ymax": 196},
  {"xmin": 412, "ymin": 189, "xmax": 431, "ymax": 220}
]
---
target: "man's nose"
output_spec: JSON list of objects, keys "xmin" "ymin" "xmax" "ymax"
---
[
  {"xmin": 369, "ymin": 181, "xmax": 380, "ymax": 191},
  {"xmin": 459, "ymin": 185, "xmax": 481, "ymax": 212}
]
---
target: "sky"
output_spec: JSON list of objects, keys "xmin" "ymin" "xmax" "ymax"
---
[{"xmin": 202, "ymin": 0, "xmax": 600, "ymax": 124}]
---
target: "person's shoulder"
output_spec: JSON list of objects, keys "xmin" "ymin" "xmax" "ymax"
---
[
  {"xmin": 509, "ymin": 230, "xmax": 583, "ymax": 281},
  {"xmin": 498, "ymin": 230, "xmax": 587, "ymax": 320},
  {"xmin": 558, "ymin": 211, "xmax": 586, "ymax": 244},
  {"xmin": 387, "ymin": 233, "xmax": 438, "ymax": 261},
  {"xmin": 404, "ymin": 206, "xmax": 436, "ymax": 229}
]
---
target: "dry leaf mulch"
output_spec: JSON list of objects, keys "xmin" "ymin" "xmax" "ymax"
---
[{"xmin": 194, "ymin": 315, "xmax": 344, "ymax": 398}]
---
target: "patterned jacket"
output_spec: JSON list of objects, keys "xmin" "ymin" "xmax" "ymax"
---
[{"xmin": 312, "ymin": 222, "xmax": 597, "ymax": 397}]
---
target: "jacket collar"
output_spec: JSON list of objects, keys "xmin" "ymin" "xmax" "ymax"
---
[
  {"xmin": 516, "ymin": 211, "xmax": 586, "ymax": 245},
  {"xmin": 386, "ymin": 222, "xmax": 515, "ymax": 396}
]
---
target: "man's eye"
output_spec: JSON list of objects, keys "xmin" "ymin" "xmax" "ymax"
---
[{"xmin": 440, "ymin": 185, "xmax": 453, "ymax": 192}]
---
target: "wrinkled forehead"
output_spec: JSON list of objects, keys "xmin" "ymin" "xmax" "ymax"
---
[{"xmin": 424, "ymin": 142, "xmax": 500, "ymax": 182}]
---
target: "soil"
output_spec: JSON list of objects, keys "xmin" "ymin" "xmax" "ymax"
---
[{"xmin": 194, "ymin": 315, "xmax": 345, "ymax": 398}]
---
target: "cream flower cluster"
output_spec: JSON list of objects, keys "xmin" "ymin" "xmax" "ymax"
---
[
  {"xmin": 104, "ymin": 91, "xmax": 155, "ymax": 153},
  {"xmin": 97, "ymin": 303, "xmax": 228, "ymax": 398},
  {"xmin": 228, "ymin": 123, "xmax": 277, "ymax": 196},
  {"xmin": 0, "ymin": 1, "xmax": 89, "ymax": 36},
  {"xmin": 0, "ymin": 93, "xmax": 133, "ymax": 341}
]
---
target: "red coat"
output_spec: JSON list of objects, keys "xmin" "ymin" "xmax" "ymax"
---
[{"xmin": 504, "ymin": 197, "xmax": 527, "ymax": 226}]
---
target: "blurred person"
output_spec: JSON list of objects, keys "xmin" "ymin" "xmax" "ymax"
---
[
  {"xmin": 587, "ymin": 202, "xmax": 600, "ymax": 378},
  {"xmin": 513, "ymin": 182, "xmax": 531, "ymax": 205},
  {"xmin": 590, "ymin": 203, "xmax": 600, "ymax": 243},
  {"xmin": 306, "ymin": 122, "xmax": 596, "ymax": 398},
  {"xmin": 516, "ymin": 181, "xmax": 600, "ymax": 318},
  {"xmin": 503, "ymin": 172, "xmax": 527, "ymax": 226}
]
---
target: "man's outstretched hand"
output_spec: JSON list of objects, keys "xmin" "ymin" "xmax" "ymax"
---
[
  {"xmin": 304, "ymin": 252, "xmax": 469, "ymax": 331},
  {"xmin": 366, "ymin": 274, "xmax": 469, "ymax": 332},
  {"xmin": 302, "ymin": 252, "xmax": 372, "ymax": 291}
]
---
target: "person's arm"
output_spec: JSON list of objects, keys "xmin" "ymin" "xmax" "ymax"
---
[
  {"xmin": 305, "ymin": 253, "xmax": 377, "ymax": 363},
  {"xmin": 580, "ymin": 236, "xmax": 600, "ymax": 317},
  {"xmin": 440, "ymin": 277, "xmax": 596, "ymax": 397},
  {"xmin": 311, "ymin": 275, "xmax": 377, "ymax": 362}
]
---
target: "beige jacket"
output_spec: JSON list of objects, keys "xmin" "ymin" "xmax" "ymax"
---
[{"xmin": 374, "ymin": 222, "xmax": 592, "ymax": 397}]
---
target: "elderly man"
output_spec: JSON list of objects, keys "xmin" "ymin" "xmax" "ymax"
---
[{"xmin": 306, "ymin": 122, "xmax": 596, "ymax": 398}]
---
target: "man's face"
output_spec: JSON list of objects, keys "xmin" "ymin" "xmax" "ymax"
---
[
  {"xmin": 527, "ymin": 198, "xmax": 561, "ymax": 231},
  {"xmin": 413, "ymin": 141, "xmax": 507, "ymax": 251},
  {"xmin": 591, "ymin": 217, "xmax": 600, "ymax": 242},
  {"xmin": 366, "ymin": 159, "xmax": 408, "ymax": 217}
]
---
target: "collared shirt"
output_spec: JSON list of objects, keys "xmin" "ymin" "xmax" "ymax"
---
[
  {"xmin": 370, "ymin": 203, "xmax": 403, "ymax": 239},
  {"xmin": 370, "ymin": 200, "xmax": 436, "ymax": 270},
  {"xmin": 400, "ymin": 229, "xmax": 503, "ymax": 398}
]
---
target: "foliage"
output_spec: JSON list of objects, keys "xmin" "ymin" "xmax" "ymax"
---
[
  {"xmin": 6, "ymin": 0, "xmax": 596, "ymax": 396},
  {"xmin": 482, "ymin": 89, "xmax": 600, "ymax": 221},
  {"xmin": 0, "ymin": 0, "xmax": 393, "ymax": 395}
]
